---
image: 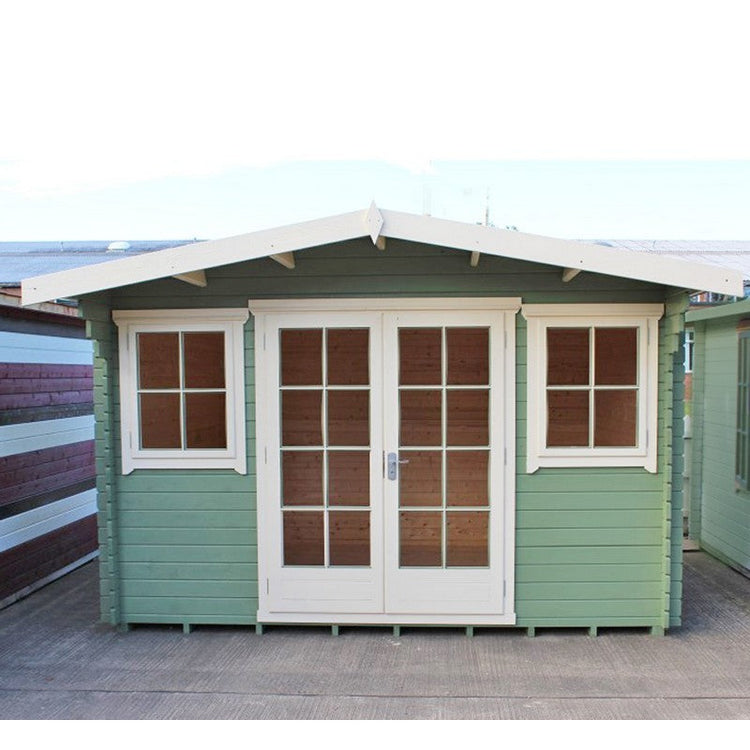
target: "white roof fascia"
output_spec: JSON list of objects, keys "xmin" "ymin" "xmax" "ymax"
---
[
  {"xmin": 22, "ymin": 205, "xmax": 744, "ymax": 305},
  {"xmin": 377, "ymin": 209, "xmax": 745, "ymax": 297},
  {"xmin": 22, "ymin": 210, "xmax": 367, "ymax": 305}
]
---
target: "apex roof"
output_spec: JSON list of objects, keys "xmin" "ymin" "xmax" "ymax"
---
[{"xmin": 21, "ymin": 205, "xmax": 744, "ymax": 305}]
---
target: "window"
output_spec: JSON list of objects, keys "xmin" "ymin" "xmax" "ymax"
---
[
  {"xmin": 523, "ymin": 304, "xmax": 663, "ymax": 473},
  {"xmin": 736, "ymin": 323, "xmax": 750, "ymax": 489},
  {"xmin": 684, "ymin": 328, "xmax": 694, "ymax": 373},
  {"xmin": 113, "ymin": 309, "xmax": 248, "ymax": 474}
]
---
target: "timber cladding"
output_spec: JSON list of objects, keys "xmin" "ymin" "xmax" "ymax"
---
[
  {"xmin": 82, "ymin": 238, "xmax": 685, "ymax": 631},
  {"xmin": 0, "ymin": 308, "xmax": 98, "ymax": 608}
]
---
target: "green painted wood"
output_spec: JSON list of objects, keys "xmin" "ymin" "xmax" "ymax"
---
[
  {"xmin": 120, "ymin": 580, "xmax": 257, "ymax": 599},
  {"xmin": 82, "ymin": 239, "xmax": 682, "ymax": 628}
]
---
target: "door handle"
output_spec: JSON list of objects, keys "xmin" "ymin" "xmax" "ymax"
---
[{"xmin": 386, "ymin": 453, "xmax": 409, "ymax": 480}]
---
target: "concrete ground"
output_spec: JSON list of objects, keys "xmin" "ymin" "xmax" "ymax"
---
[{"xmin": 1, "ymin": 550, "xmax": 749, "ymax": 719}]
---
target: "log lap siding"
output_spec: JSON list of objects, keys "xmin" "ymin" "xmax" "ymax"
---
[{"xmin": 81, "ymin": 239, "xmax": 684, "ymax": 629}]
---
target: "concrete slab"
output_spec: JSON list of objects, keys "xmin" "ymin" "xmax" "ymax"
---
[{"xmin": 1, "ymin": 550, "xmax": 749, "ymax": 719}]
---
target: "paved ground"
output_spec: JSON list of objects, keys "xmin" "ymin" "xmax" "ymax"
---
[{"xmin": 1, "ymin": 549, "xmax": 749, "ymax": 719}]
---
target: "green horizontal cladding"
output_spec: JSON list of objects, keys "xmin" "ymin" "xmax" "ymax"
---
[
  {"xmin": 691, "ymin": 312, "xmax": 750, "ymax": 573},
  {"xmin": 82, "ymin": 238, "xmax": 682, "ymax": 629}
]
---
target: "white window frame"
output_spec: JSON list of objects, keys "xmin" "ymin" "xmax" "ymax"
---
[
  {"xmin": 522, "ymin": 303, "xmax": 663, "ymax": 474},
  {"xmin": 113, "ymin": 308, "xmax": 248, "ymax": 475}
]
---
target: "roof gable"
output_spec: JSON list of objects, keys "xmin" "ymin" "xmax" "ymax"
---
[{"xmin": 21, "ymin": 205, "xmax": 744, "ymax": 305}]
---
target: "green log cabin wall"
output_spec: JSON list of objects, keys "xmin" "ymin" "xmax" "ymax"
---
[{"xmin": 79, "ymin": 238, "xmax": 687, "ymax": 630}]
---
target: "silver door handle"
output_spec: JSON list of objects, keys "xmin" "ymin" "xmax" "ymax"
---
[{"xmin": 387, "ymin": 453, "xmax": 409, "ymax": 480}]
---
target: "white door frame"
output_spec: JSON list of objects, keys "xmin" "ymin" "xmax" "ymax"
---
[{"xmin": 251, "ymin": 298, "xmax": 519, "ymax": 625}]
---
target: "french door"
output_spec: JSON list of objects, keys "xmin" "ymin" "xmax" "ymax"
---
[{"xmin": 252, "ymin": 299, "xmax": 518, "ymax": 625}]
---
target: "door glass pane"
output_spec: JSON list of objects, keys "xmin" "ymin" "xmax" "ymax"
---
[
  {"xmin": 281, "ymin": 329, "xmax": 322, "ymax": 386},
  {"xmin": 446, "ymin": 390, "xmax": 489, "ymax": 446},
  {"xmin": 283, "ymin": 511, "xmax": 324, "ymax": 565},
  {"xmin": 138, "ymin": 332, "xmax": 179, "ymax": 388},
  {"xmin": 327, "ymin": 390, "xmax": 369, "ymax": 446},
  {"xmin": 447, "ymin": 328, "xmax": 489, "ymax": 385},
  {"xmin": 399, "ymin": 511, "xmax": 442, "ymax": 567},
  {"xmin": 184, "ymin": 332, "xmax": 225, "ymax": 388},
  {"xmin": 328, "ymin": 451, "xmax": 369, "ymax": 506},
  {"xmin": 399, "ymin": 328, "xmax": 442, "ymax": 385},
  {"xmin": 399, "ymin": 450, "xmax": 442, "ymax": 507},
  {"xmin": 547, "ymin": 328, "xmax": 589, "ymax": 385},
  {"xmin": 547, "ymin": 390, "xmax": 589, "ymax": 446},
  {"xmin": 400, "ymin": 390, "xmax": 442, "ymax": 445},
  {"xmin": 329, "ymin": 511, "xmax": 370, "ymax": 566},
  {"xmin": 281, "ymin": 390, "xmax": 322, "ymax": 446},
  {"xmin": 139, "ymin": 393, "xmax": 181, "ymax": 448},
  {"xmin": 447, "ymin": 450, "xmax": 488, "ymax": 506},
  {"xmin": 185, "ymin": 392, "xmax": 227, "ymax": 448},
  {"xmin": 282, "ymin": 451, "xmax": 324, "ymax": 506},
  {"xmin": 594, "ymin": 390, "xmax": 637, "ymax": 446},
  {"xmin": 595, "ymin": 328, "xmax": 637, "ymax": 385},
  {"xmin": 328, "ymin": 329, "xmax": 369, "ymax": 385},
  {"xmin": 446, "ymin": 511, "xmax": 489, "ymax": 567}
]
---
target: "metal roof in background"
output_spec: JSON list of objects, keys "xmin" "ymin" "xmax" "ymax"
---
[
  {"xmin": 0, "ymin": 240, "xmax": 200, "ymax": 285},
  {"xmin": 583, "ymin": 240, "xmax": 750, "ymax": 281}
]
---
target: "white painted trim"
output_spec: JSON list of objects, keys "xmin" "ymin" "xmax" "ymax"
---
[
  {"xmin": 0, "ymin": 415, "xmax": 94, "ymax": 458},
  {"xmin": 256, "ymin": 611, "xmax": 517, "ymax": 626},
  {"xmin": 113, "ymin": 308, "xmax": 248, "ymax": 475},
  {"xmin": 249, "ymin": 297, "xmax": 523, "ymax": 314},
  {"xmin": 523, "ymin": 304, "xmax": 663, "ymax": 473},
  {"xmin": 172, "ymin": 270, "xmax": 207, "ymax": 287},
  {"xmin": 0, "ymin": 489, "xmax": 96, "ymax": 552},
  {"xmin": 0, "ymin": 331, "xmax": 92, "ymax": 365},
  {"xmin": 23, "ymin": 206, "xmax": 743, "ymax": 305}
]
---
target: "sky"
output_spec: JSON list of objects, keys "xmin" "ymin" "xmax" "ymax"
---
[{"xmin": 2, "ymin": 1, "xmax": 749, "ymax": 242}]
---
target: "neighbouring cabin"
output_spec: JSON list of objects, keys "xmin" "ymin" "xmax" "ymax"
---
[
  {"xmin": 21, "ymin": 206, "xmax": 743, "ymax": 633},
  {"xmin": 686, "ymin": 299, "xmax": 750, "ymax": 576},
  {"xmin": 0, "ymin": 290, "xmax": 97, "ymax": 607}
]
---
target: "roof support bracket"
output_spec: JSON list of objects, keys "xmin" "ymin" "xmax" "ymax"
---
[
  {"xmin": 470, "ymin": 251, "xmax": 481, "ymax": 268},
  {"xmin": 271, "ymin": 252, "xmax": 296, "ymax": 269},
  {"xmin": 172, "ymin": 270, "xmax": 207, "ymax": 288},
  {"xmin": 365, "ymin": 201, "xmax": 385, "ymax": 250},
  {"xmin": 562, "ymin": 267, "xmax": 581, "ymax": 283}
]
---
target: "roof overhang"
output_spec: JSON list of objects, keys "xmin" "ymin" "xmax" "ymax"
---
[{"xmin": 21, "ymin": 204, "xmax": 744, "ymax": 305}]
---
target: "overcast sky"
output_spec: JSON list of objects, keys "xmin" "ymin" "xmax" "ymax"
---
[{"xmin": 2, "ymin": 1, "xmax": 749, "ymax": 241}]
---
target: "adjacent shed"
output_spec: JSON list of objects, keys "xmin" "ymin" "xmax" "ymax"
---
[
  {"xmin": 686, "ymin": 299, "xmax": 750, "ymax": 576},
  {"xmin": 22, "ymin": 206, "xmax": 743, "ymax": 633}
]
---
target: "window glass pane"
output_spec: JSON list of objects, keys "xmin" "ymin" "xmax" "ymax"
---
[
  {"xmin": 328, "ymin": 451, "xmax": 369, "ymax": 506},
  {"xmin": 281, "ymin": 329, "xmax": 322, "ymax": 386},
  {"xmin": 138, "ymin": 332, "xmax": 179, "ymax": 388},
  {"xmin": 328, "ymin": 329, "xmax": 369, "ymax": 385},
  {"xmin": 281, "ymin": 390, "xmax": 322, "ymax": 446},
  {"xmin": 595, "ymin": 328, "xmax": 637, "ymax": 385},
  {"xmin": 446, "ymin": 511, "xmax": 489, "ymax": 567},
  {"xmin": 447, "ymin": 328, "xmax": 489, "ymax": 385},
  {"xmin": 399, "ymin": 328, "xmax": 442, "ymax": 385},
  {"xmin": 446, "ymin": 390, "xmax": 489, "ymax": 446},
  {"xmin": 327, "ymin": 390, "xmax": 369, "ymax": 446},
  {"xmin": 594, "ymin": 390, "xmax": 637, "ymax": 447},
  {"xmin": 399, "ymin": 511, "xmax": 442, "ymax": 567},
  {"xmin": 139, "ymin": 392, "xmax": 181, "ymax": 448},
  {"xmin": 185, "ymin": 392, "xmax": 227, "ymax": 448},
  {"xmin": 400, "ymin": 390, "xmax": 442, "ymax": 446},
  {"xmin": 399, "ymin": 450, "xmax": 442, "ymax": 507},
  {"xmin": 447, "ymin": 451, "xmax": 488, "ymax": 506},
  {"xmin": 283, "ymin": 511, "xmax": 324, "ymax": 565},
  {"xmin": 183, "ymin": 332, "xmax": 225, "ymax": 388},
  {"xmin": 547, "ymin": 390, "xmax": 589, "ymax": 446},
  {"xmin": 282, "ymin": 450, "xmax": 323, "ymax": 506},
  {"xmin": 547, "ymin": 328, "xmax": 589, "ymax": 386},
  {"xmin": 329, "ymin": 511, "xmax": 370, "ymax": 566}
]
